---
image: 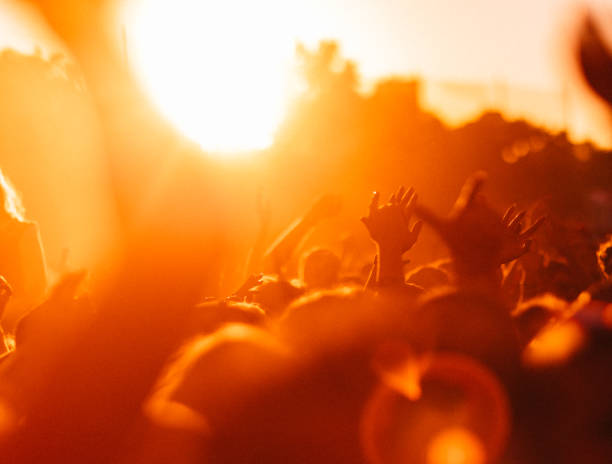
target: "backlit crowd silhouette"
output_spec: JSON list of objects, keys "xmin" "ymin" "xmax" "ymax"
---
[
  {"xmin": 0, "ymin": 157, "xmax": 609, "ymax": 463},
  {"xmin": 0, "ymin": 4, "xmax": 610, "ymax": 464}
]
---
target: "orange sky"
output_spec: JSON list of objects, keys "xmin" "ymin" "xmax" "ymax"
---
[
  {"xmin": 0, "ymin": 0, "xmax": 611, "ymax": 145},
  {"xmin": 290, "ymin": 0, "xmax": 568, "ymax": 89}
]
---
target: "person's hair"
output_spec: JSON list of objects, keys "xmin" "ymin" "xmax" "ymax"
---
[
  {"xmin": 597, "ymin": 236, "xmax": 612, "ymax": 279},
  {"xmin": 278, "ymin": 285, "xmax": 387, "ymax": 355},
  {"xmin": 405, "ymin": 262, "xmax": 450, "ymax": 290},
  {"xmin": 0, "ymin": 169, "xmax": 24, "ymax": 221},
  {"xmin": 300, "ymin": 247, "xmax": 341, "ymax": 289}
]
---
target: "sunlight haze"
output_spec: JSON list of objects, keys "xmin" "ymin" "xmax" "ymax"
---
[
  {"xmin": 3, "ymin": 0, "xmax": 612, "ymax": 150},
  {"xmin": 119, "ymin": 0, "xmax": 610, "ymax": 152}
]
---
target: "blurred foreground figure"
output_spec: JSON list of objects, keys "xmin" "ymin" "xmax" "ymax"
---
[
  {"xmin": 0, "ymin": 169, "xmax": 47, "ymax": 331},
  {"xmin": 0, "ymin": 3, "xmax": 607, "ymax": 463},
  {"xmin": 578, "ymin": 15, "xmax": 612, "ymax": 108}
]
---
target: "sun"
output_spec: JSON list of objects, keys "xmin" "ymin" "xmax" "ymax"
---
[{"xmin": 123, "ymin": 0, "xmax": 296, "ymax": 154}]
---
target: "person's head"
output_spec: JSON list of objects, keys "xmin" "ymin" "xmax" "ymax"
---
[
  {"xmin": 144, "ymin": 323, "xmax": 298, "ymax": 462},
  {"xmin": 277, "ymin": 285, "xmax": 414, "ymax": 359},
  {"xmin": 406, "ymin": 263, "xmax": 450, "ymax": 290},
  {"xmin": 146, "ymin": 323, "xmax": 291, "ymax": 429},
  {"xmin": 416, "ymin": 288, "xmax": 520, "ymax": 381},
  {"xmin": 0, "ymin": 168, "xmax": 24, "ymax": 222},
  {"xmin": 188, "ymin": 299, "xmax": 267, "ymax": 337},
  {"xmin": 248, "ymin": 275, "xmax": 304, "ymax": 318},
  {"xmin": 278, "ymin": 286, "xmax": 366, "ymax": 354},
  {"xmin": 300, "ymin": 248, "xmax": 341, "ymax": 289}
]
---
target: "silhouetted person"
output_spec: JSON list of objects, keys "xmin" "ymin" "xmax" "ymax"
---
[
  {"xmin": 300, "ymin": 248, "xmax": 341, "ymax": 289},
  {"xmin": 0, "ymin": 169, "xmax": 47, "ymax": 331}
]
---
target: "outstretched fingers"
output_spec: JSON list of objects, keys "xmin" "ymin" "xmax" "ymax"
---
[
  {"xmin": 399, "ymin": 187, "xmax": 415, "ymax": 209},
  {"xmin": 403, "ymin": 192, "xmax": 418, "ymax": 221},
  {"xmin": 508, "ymin": 211, "xmax": 526, "ymax": 233},
  {"xmin": 411, "ymin": 220, "xmax": 423, "ymax": 240},
  {"xmin": 392, "ymin": 186, "xmax": 405, "ymax": 205},
  {"xmin": 369, "ymin": 191, "xmax": 380, "ymax": 215},
  {"xmin": 520, "ymin": 216, "xmax": 546, "ymax": 239},
  {"xmin": 362, "ymin": 191, "xmax": 380, "ymax": 228},
  {"xmin": 502, "ymin": 204, "xmax": 517, "ymax": 225}
]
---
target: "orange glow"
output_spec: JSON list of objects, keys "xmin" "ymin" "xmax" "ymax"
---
[
  {"xmin": 362, "ymin": 353, "xmax": 510, "ymax": 464},
  {"xmin": 0, "ymin": 398, "xmax": 17, "ymax": 439},
  {"xmin": 372, "ymin": 343, "xmax": 430, "ymax": 401},
  {"xmin": 123, "ymin": 0, "xmax": 296, "ymax": 154},
  {"xmin": 523, "ymin": 321, "xmax": 585, "ymax": 366},
  {"xmin": 602, "ymin": 304, "xmax": 612, "ymax": 329},
  {"xmin": 380, "ymin": 358, "xmax": 425, "ymax": 401},
  {"xmin": 427, "ymin": 427, "xmax": 486, "ymax": 464}
]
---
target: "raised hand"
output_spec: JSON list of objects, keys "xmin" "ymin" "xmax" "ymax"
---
[
  {"xmin": 264, "ymin": 193, "xmax": 342, "ymax": 275},
  {"xmin": 361, "ymin": 186, "xmax": 422, "ymax": 254},
  {"xmin": 362, "ymin": 187, "xmax": 423, "ymax": 286},
  {"xmin": 15, "ymin": 270, "xmax": 92, "ymax": 348},
  {"xmin": 415, "ymin": 172, "xmax": 545, "ymax": 282},
  {"xmin": 500, "ymin": 204, "xmax": 546, "ymax": 264}
]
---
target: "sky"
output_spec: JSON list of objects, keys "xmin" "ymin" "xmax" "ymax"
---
[
  {"xmin": 0, "ymin": 0, "xmax": 589, "ymax": 89},
  {"xmin": 1, "ymin": 0, "xmax": 611, "ymax": 145},
  {"xmin": 285, "ymin": 0, "xmax": 578, "ymax": 90}
]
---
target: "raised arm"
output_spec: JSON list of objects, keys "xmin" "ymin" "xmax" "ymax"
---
[
  {"xmin": 263, "ymin": 194, "xmax": 341, "ymax": 274},
  {"xmin": 415, "ymin": 172, "xmax": 545, "ymax": 289},
  {"xmin": 361, "ymin": 187, "xmax": 422, "ymax": 287}
]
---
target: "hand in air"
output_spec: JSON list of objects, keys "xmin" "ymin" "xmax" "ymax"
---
[
  {"xmin": 361, "ymin": 186, "xmax": 422, "ymax": 254},
  {"xmin": 415, "ymin": 172, "xmax": 545, "ymax": 275},
  {"xmin": 499, "ymin": 204, "xmax": 546, "ymax": 263}
]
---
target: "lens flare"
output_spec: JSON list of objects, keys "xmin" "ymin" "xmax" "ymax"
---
[
  {"xmin": 426, "ymin": 427, "xmax": 486, "ymax": 464},
  {"xmin": 523, "ymin": 321, "xmax": 585, "ymax": 366},
  {"xmin": 602, "ymin": 303, "xmax": 612, "ymax": 328}
]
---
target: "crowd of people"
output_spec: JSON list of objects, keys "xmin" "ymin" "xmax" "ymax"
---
[
  {"xmin": 0, "ymin": 3, "xmax": 609, "ymax": 463},
  {"xmin": 0, "ymin": 160, "xmax": 609, "ymax": 463}
]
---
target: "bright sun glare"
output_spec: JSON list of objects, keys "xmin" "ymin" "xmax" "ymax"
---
[{"xmin": 124, "ymin": 0, "xmax": 297, "ymax": 154}]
